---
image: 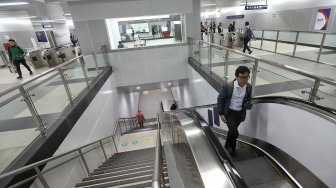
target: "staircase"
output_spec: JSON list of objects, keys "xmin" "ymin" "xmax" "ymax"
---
[{"xmin": 75, "ymin": 148, "xmax": 169, "ymax": 188}]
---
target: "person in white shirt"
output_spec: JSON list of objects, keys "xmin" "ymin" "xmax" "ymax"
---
[{"xmin": 217, "ymin": 66, "xmax": 252, "ymax": 155}]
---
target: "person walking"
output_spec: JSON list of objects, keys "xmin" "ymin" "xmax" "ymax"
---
[
  {"xmin": 243, "ymin": 21, "xmax": 254, "ymax": 54},
  {"xmin": 136, "ymin": 110, "xmax": 145, "ymax": 128},
  {"xmin": 7, "ymin": 39, "xmax": 33, "ymax": 79},
  {"xmin": 217, "ymin": 66, "xmax": 252, "ymax": 155}
]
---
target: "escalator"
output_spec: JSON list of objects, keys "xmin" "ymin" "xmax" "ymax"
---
[
  {"xmin": 159, "ymin": 101, "xmax": 331, "ymax": 188},
  {"xmin": 211, "ymin": 128, "xmax": 294, "ymax": 188}
]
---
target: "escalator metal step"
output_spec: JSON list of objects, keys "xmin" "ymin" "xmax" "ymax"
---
[
  {"xmin": 235, "ymin": 157, "xmax": 283, "ymax": 186},
  {"xmin": 250, "ymin": 178, "xmax": 292, "ymax": 188}
]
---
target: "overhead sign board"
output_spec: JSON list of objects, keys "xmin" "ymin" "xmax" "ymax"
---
[
  {"xmin": 245, "ymin": 5, "xmax": 268, "ymax": 10},
  {"xmin": 226, "ymin": 15, "xmax": 244, "ymax": 19}
]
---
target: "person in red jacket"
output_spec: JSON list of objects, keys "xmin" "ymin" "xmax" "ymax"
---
[{"xmin": 136, "ymin": 110, "xmax": 145, "ymax": 128}]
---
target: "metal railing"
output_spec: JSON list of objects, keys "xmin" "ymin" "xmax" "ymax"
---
[
  {"xmin": 152, "ymin": 115, "xmax": 164, "ymax": 188},
  {"xmin": 247, "ymin": 30, "xmax": 336, "ymax": 66},
  {"xmin": 0, "ymin": 119, "xmax": 121, "ymax": 188},
  {"xmin": 0, "ymin": 45, "xmax": 110, "ymax": 175},
  {"xmin": 189, "ymin": 39, "xmax": 336, "ymax": 109},
  {"xmin": 116, "ymin": 117, "xmax": 140, "ymax": 135}
]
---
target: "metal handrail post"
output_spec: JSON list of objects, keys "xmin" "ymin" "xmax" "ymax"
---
[
  {"xmin": 260, "ymin": 30, "xmax": 264, "ymax": 50},
  {"xmin": 251, "ymin": 59, "xmax": 259, "ymax": 97},
  {"xmin": 58, "ymin": 68, "xmax": 74, "ymax": 106},
  {"xmin": 131, "ymin": 117, "xmax": 135, "ymax": 128},
  {"xmin": 152, "ymin": 116, "xmax": 163, "ymax": 188},
  {"xmin": 293, "ymin": 31, "xmax": 299, "ymax": 57},
  {"xmin": 34, "ymin": 167, "xmax": 50, "ymax": 188},
  {"xmin": 275, "ymin": 30, "xmax": 280, "ymax": 53},
  {"xmin": 199, "ymin": 40, "xmax": 202, "ymax": 63},
  {"xmin": 92, "ymin": 52, "xmax": 99, "ymax": 73},
  {"xmin": 79, "ymin": 57, "xmax": 90, "ymax": 89},
  {"xmin": 19, "ymin": 86, "xmax": 46, "ymax": 136},
  {"xmin": 317, "ymin": 33, "xmax": 326, "ymax": 62},
  {"xmin": 224, "ymin": 49, "xmax": 229, "ymax": 78},
  {"xmin": 308, "ymin": 79, "xmax": 321, "ymax": 103},
  {"xmin": 78, "ymin": 149, "xmax": 90, "ymax": 176},
  {"xmin": 208, "ymin": 44, "xmax": 212, "ymax": 74},
  {"xmin": 99, "ymin": 141, "xmax": 108, "ymax": 161},
  {"xmin": 118, "ymin": 120, "xmax": 123, "ymax": 135},
  {"xmin": 111, "ymin": 135, "xmax": 119, "ymax": 153},
  {"xmin": 101, "ymin": 45, "xmax": 110, "ymax": 67}
]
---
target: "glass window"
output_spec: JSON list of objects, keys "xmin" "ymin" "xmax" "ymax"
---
[{"xmin": 106, "ymin": 14, "xmax": 186, "ymax": 49}]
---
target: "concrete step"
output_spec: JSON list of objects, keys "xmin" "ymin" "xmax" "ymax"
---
[
  {"xmin": 95, "ymin": 161, "xmax": 155, "ymax": 172},
  {"xmin": 76, "ymin": 172, "xmax": 169, "ymax": 188}
]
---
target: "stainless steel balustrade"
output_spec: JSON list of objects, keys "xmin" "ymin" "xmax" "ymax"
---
[
  {"xmin": 189, "ymin": 38, "xmax": 336, "ymax": 109},
  {"xmin": 0, "ymin": 46, "xmax": 109, "ymax": 175},
  {"xmin": 248, "ymin": 30, "xmax": 336, "ymax": 66},
  {"xmin": 152, "ymin": 115, "xmax": 164, "ymax": 188},
  {"xmin": 0, "ymin": 119, "xmax": 122, "ymax": 188}
]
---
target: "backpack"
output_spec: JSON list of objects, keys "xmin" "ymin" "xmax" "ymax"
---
[{"xmin": 245, "ymin": 27, "xmax": 253, "ymax": 39}]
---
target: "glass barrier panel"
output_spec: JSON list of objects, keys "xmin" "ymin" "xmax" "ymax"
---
[
  {"xmin": 251, "ymin": 30, "xmax": 262, "ymax": 49},
  {"xmin": 210, "ymin": 47, "xmax": 226, "ymax": 71},
  {"xmin": 277, "ymin": 31, "xmax": 297, "ymax": 55},
  {"xmin": 23, "ymin": 72, "xmax": 71, "ymax": 127},
  {"xmin": 213, "ymin": 33, "xmax": 223, "ymax": 46},
  {"xmin": 96, "ymin": 53, "xmax": 107, "ymax": 68},
  {"xmin": 262, "ymin": 31, "xmax": 277, "ymax": 52},
  {"xmin": 61, "ymin": 61, "xmax": 87, "ymax": 98},
  {"xmin": 319, "ymin": 34, "xmax": 336, "ymax": 66},
  {"xmin": 254, "ymin": 65, "xmax": 311, "ymax": 100},
  {"xmin": 83, "ymin": 55, "xmax": 99, "ymax": 80},
  {"xmin": 193, "ymin": 42, "xmax": 201, "ymax": 62},
  {"xmin": 199, "ymin": 41, "xmax": 210, "ymax": 65},
  {"xmin": 0, "ymin": 91, "xmax": 40, "ymax": 173},
  {"xmin": 295, "ymin": 32, "xmax": 323, "ymax": 61}
]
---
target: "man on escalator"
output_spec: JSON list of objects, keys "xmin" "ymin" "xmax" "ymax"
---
[{"xmin": 217, "ymin": 66, "xmax": 252, "ymax": 155}]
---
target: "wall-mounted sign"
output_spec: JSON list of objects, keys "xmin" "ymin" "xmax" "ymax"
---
[
  {"xmin": 245, "ymin": 5, "xmax": 268, "ymax": 10},
  {"xmin": 314, "ymin": 8, "xmax": 331, "ymax": 31},
  {"xmin": 226, "ymin": 15, "xmax": 245, "ymax": 19}
]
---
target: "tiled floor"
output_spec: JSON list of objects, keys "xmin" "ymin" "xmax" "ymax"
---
[{"xmin": 115, "ymin": 129, "xmax": 158, "ymax": 153}]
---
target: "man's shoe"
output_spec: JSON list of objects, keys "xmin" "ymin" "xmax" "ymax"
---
[
  {"xmin": 17, "ymin": 76, "xmax": 23, "ymax": 79},
  {"xmin": 243, "ymin": 51, "xmax": 246, "ymax": 53},
  {"xmin": 249, "ymin": 50, "xmax": 252, "ymax": 54},
  {"xmin": 30, "ymin": 71, "xmax": 33, "ymax": 75}
]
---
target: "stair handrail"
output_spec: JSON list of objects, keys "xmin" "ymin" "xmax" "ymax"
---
[
  {"xmin": 152, "ymin": 114, "xmax": 164, "ymax": 188},
  {"xmin": 0, "ymin": 131, "xmax": 119, "ymax": 187}
]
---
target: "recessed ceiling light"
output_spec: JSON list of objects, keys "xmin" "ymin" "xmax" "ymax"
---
[
  {"xmin": 168, "ymin": 82, "xmax": 172, "ymax": 86},
  {"xmin": 201, "ymin": 3, "xmax": 216, "ymax": 7},
  {"xmin": 136, "ymin": 86, "xmax": 141, "ymax": 90},
  {"xmin": 64, "ymin": 13, "xmax": 71, "ymax": 16},
  {"xmin": 0, "ymin": 2, "xmax": 29, "ymax": 6}
]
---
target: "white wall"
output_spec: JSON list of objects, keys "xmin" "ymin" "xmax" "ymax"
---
[
  {"xmin": 108, "ymin": 45, "xmax": 189, "ymax": 87},
  {"xmin": 30, "ymin": 74, "xmax": 120, "ymax": 188},
  {"xmin": 0, "ymin": 18, "xmax": 37, "ymax": 51},
  {"xmin": 33, "ymin": 23, "xmax": 71, "ymax": 46},
  {"xmin": 69, "ymin": 0, "xmax": 193, "ymax": 22},
  {"xmin": 171, "ymin": 65, "xmax": 218, "ymax": 108},
  {"xmin": 118, "ymin": 91, "xmax": 140, "ymax": 117},
  {"xmin": 106, "ymin": 19, "xmax": 122, "ymax": 49}
]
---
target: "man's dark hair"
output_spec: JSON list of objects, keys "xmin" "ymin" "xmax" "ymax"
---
[
  {"xmin": 8, "ymin": 39, "xmax": 15, "ymax": 42},
  {"xmin": 245, "ymin": 21, "xmax": 249, "ymax": 26},
  {"xmin": 235, "ymin": 66, "xmax": 250, "ymax": 76}
]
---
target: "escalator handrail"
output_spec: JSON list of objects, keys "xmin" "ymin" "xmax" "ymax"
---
[{"xmin": 180, "ymin": 109, "xmax": 249, "ymax": 188}]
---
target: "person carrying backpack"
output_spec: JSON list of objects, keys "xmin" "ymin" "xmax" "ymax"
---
[
  {"xmin": 7, "ymin": 39, "xmax": 33, "ymax": 79},
  {"xmin": 217, "ymin": 66, "xmax": 252, "ymax": 155},
  {"xmin": 243, "ymin": 21, "xmax": 254, "ymax": 54}
]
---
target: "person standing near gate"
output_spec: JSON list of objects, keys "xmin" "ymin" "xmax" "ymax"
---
[
  {"xmin": 7, "ymin": 39, "xmax": 33, "ymax": 79},
  {"xmin": 217, "ymin": 66, "xmax": 252, "ymax": 155},
  {"xmin": 243, "ymin": 21, "xmax": 254, "ymax": 54}
]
